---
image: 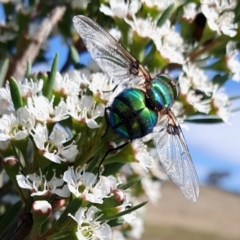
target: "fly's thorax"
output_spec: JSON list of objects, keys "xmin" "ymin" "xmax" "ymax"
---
[{"xmin": 146, "ymin": 74, "xmax": 179, "ymax": 111}]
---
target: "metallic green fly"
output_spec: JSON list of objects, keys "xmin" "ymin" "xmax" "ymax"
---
[{"xmin": 73, "ymin": 15, "xmax": 199, "ymax": 202}]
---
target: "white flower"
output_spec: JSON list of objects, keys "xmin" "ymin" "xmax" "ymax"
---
[
  {"xmin": 0, "ymin": 87, "xmax": 13, "ymax": 115},
  {"xmin": 60, "ymin": 143, "xmax": 79, "ymax": 163},
  {"xmin": 171, "ymin": 101, "xmax": 184, "ymax": 118},
  {"xmin": 109, "ymin": 28, "xmax": 122, "ymax": 41},
  {"xmin": 142, "ymin": 0, "xmax": 175, "ymax": 10},
  {"xmin": 154, "ymin": 20, "xmax": 185, "ymax": 64},
  {"xmin": 86, "ymin": 175, "xmax": 117, "ymax": 203},
  {"xmin": 90, "ymin": 73, "xmax": 113, "ymax": 100},
  {"xmin": 31, "ymin": 124, "xmax": 78, "ymax": 163},
  {"xmin": 141, "ymin": 177, "xmax": 162, "ymax": 203},
  {"xmin": 183, "ymin": 2, "xmax": 198, "ymax": 21},
  {"xmin": 63, "ymin": 166, "xmax": 97, "ymax": 199},
  {"xmin": 179, "ymin": 63, "xmax": 213, "ymax": 95},
  {"xmin": 63, "ymin": 166, "xmax": 118, "ymax": 204},
  {"xmin": 27, "ymin": 95, "xmax": 69, "ymax": 123},
  {"xmin": 69, "ymin": 206, "xmax": 112, "ymax": 240},
  {"xmin": 212, "ymin": 86, "xmax": 231, "ymax": 124},
  {"xmin": 31, "ymin": 123, "xmax": 48, "ymax": 149},
  {"xmin": 18, "ymin": 78, "xmax": 43, "ymax": 97},
  {"xmin": 16, "ymin": 172, "xmax": 70, "ymax": 197},
  {"xmin": 208, "ymin": 11, "xmax": 237, "ymax": 37},
  {"xmin": 201, "ymin": 0, "xmax": 237, "ymax": 37},
  {"xmin": 226, "ymin": 41, "xmax": 240, "ymax": 82},
  {"xmin": 126, "ymin": 217, "xmax": 144, "ymax": 239},
  {"xmin": 0, "ymin": 107, "xmax": 35, "ymax": 141},
  {"xmin": 53, "ymin": 72, "xmax": 82, "ymax": 96},
  {"xmin": 112, "ymin": 230, "xmax": 125, "ymax": 240},
  {"xmin": 100, "ymin": 0, "xmax": 141, "ymax": 18},
  {"xmin": 67, "ymin": 95, "xmax": 105, "ymax": 129},
  {"xmin": 186, "ymin": 90, "xmax": 211, "ymax": 114},
  {"xmin": 125, "ymin": 17, "xmax": 156, "ymax": 39},
  {"xmin": 131, "ymin": 140, "xmax": 153, "ymax": 172}
]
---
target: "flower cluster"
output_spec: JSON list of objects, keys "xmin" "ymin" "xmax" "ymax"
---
[{"xmin": 1, "ymin": 56, "xmax": 163, "ymax": 239}]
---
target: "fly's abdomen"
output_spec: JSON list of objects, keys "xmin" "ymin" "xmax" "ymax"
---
[
  {"xmin": 147, "ymin": 74, "xmax": 179, "ymax": 110},
  {"xmin": 108, "ymin": 89, "xmax": 157, "ymax": 139}
]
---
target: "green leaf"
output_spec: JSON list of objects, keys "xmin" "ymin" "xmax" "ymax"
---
[
  {"xmin": 108, "ymin": 217, "xmax": 124, "ymax": 227},
  {"xmin": 48, "ymin": 230, "xmax": 78, "ymax": 240},
  {"xmin": 25, "ymin": 61, "xmax": 31, "ymax": 78},
  {"xmin": 98, "ymin": 201, "xmax": 148, "ymax": 222},
  {"xmin": 148, "ymin": 50, "xmax": 169, "ymax": 72},
  {"xmin": 103, "ymin": 162, "xmax": 124, "ymax": 176},
  {"xmin": 0, "ymin": 59, "xmax": 9, "ymax": 87},
  {"xmin": 86, "ymin": 154, "xmax": 100, "ymax": 173},
  {"xmin": 42, "ymin": 53, "xmax": 58, "ymax": 100},
  {"xmin": 142, "ymin": 40, "xmax": 156, "ymax": 66},
  {"xmin": 198, "ymin": 22, "xmax": 216, "ymax": 45},
  {"xmin": 9, "ymin": 77, "xmax": 23, "ymax": 110},
  {"xmin": 185, "ymin": 117, "xmax": 223, "ymax": 124},
  {"xmin": 211, "ymin": 74, "xmax": 229, "ymax": 87},
  {"xmin": 51, "ymin": 198, "xmax": 82, "ymax": 232},
  {"xmin": 229, "ymin": 95, "xmax": 240, "ymax": 101},
  {"xmin": 157, "ymin": 3, "xmax": 175, "ymax": 27},
  {"xmin": 118, "ymin": 176, "xmax": 141, "ymax": 190},
  {"xmin": 231, "ymin": 107, "xmax": 240, "ymax": 112},
  {"xmin": 0, "ymin": 201, "xmax": 22, "ymax": 238},
  {"xmin": 205, "ymin": 58, "xmax": 228, "ymax": 72},
  {"xmin": 234, "ymin": 2, "xmax": 240, "ymax": 21},
  {"xmin": 70, "ymin": 45, "xmax": 80, "ymax": 65}
]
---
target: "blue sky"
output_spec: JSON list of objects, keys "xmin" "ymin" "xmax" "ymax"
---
[{"xmin": 184, "ymin": 109, "xmax": 240, "ymax": 193}]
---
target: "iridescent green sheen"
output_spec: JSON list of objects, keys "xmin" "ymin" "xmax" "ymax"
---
[
  {"xmin": 149, "ymin": 77, "xmax": 174, "ymax": 109},
  {"xmin": 155, "ymin": 74, "xmax": 179, "ymax": 100},
  {"xmin": 109, "ymin": 89, "xmax": 157, "ymax": 139},
  {"xmin": 108, "ymin": 75, "xmax": 179, "ymax": 139}
]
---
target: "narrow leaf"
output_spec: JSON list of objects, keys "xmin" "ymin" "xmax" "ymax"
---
[
  {"xmin": 48, "ymin": 230, "xmax": 78, "ymax": 240},
  {"xmin": 118, "ymin": 176, "xmax": 141, "ymax": 190},
  {"xmin": 185, "ymin": 117, "xmax": 223, "ymax": 124},
  {"xmin": 229, "ymin": 95, "xmax": 240, "ymax": 101},
  {"xmin": 108, "ymin": 218, "xmax": 124, "ymax": 227},
  {"xmin": 25, "ymin": 61, "xmax": 31, "ymax": 78},
  {"xmin": 157, "ymin": 3, "xmax": 174, "ymax": 27},
  {"xmin": 0, "ymin": 59, "xmax": 9, "ymax": 87},
  {"xmin": 9, "ymin": 77, "xmax": 23, "ymax": 110},
  {"xmin": 86, "ymin": 154, "xmax": 100, "ymax": 173},
  {"xmin": 70, "ymin": 46, "xmax": 80, "ymax": 65},
  {"xmin": 211, "ymin": 74, "xmax": 229, "ymax": 86},
  {"xmin": 0, "ymin": 201, "xmax": 22, "ymax": 238},
  {"xmin": 231, "ymin": 107, "xmax": 240, "ymax": 112},
  {"xmin": 98, "ymin": 201, "xmax": 148, "ymax": 222},
  {"xmin": 51, "ymin": 198, "xmax": 82, "ymax": 232},
  {"xmin": 42, "ymin": 53, "xmax": 58, "ymax": 99}
]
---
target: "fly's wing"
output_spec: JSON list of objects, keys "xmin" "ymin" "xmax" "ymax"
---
[
  {"xmin": 73, "ymin": 15, "xmax": 151, "ymax": 89},
  {"xmin": 153, "ymin": 112, "xmax": 199, "ymax": 202}
]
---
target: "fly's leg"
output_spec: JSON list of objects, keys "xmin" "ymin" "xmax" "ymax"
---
[
  {"xmin": 102, "ymin": 84, "xmax": 119, "ymax": 94},
  {"xmin": 101, "ymin": 107, "xmax": 111, "ymax": 139},
  {"xmin": 97, "ymin": 140, "xmax": 131, "ymax": 177}
]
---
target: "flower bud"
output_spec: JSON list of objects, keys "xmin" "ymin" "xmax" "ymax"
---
[
  {"xmin": 2, "ymin": 156, "xmax": 20, "ymax": 178},
  {"xmin": 32, "ymin": 200, "xmax": 52, "ymax": 224},
  {"xmin": 96, "ymin": 189, "xmax": 126, "ymax": 210}
]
